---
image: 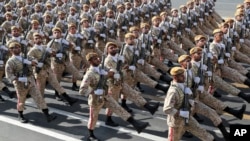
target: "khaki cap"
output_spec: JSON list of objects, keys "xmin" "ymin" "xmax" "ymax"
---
[
  {"xmin": 170, "ymin": 67, "xmax": 185, "ymax": 76},
  {"xmin": 178, "ymin": 55, "xmax": 191, "ymax": 63},
  {"xmin": 86, "ymin": 52, "xmax": 98, "ymax": 61},
  {"xmin": 189, "ymin": 47, "xmax": 203, "ymax": 54},
  {"xmin": 194, "ymin": 35, "xmax": 206, "ymax": 42}
]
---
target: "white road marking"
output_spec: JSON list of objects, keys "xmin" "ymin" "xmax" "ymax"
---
[{"xmin": 0, "ymin": 116, "xmax": 81, "ymax": 141}]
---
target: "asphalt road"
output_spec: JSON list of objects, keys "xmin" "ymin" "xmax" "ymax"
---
[{"xmin": 0, "ymin": 1, "xmax": 249, "ymax": 141}]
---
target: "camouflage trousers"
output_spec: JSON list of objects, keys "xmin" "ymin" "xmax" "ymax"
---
[
  {"xmin": 134, "ymin": 69, "xmax": 157, "ymax": 88},
  {"xmin": 88, "ymin": 94, "xmax": 131, "ymax": 130},
  {"xmin": 240, "ymin": 43, "xmax": 250, "ymax": 56},
  {"xmin": 137, "ymin": 62, "xmax": 161, "ymax": 80},
  {"xmin": 148, "ymin": 56, "xmax": 169, "ymax": 72},
  {"xmin": 161, "ymin": 47, "xmax": 178, "ymax": 62},
  {"xmin": 167, "ymin": 41, "xmax": 187, "ymax": 56},
  {"xmin": 0, "ymin": 70, "xmax": 5, "ymax": 90},
  {"xmin": 35, "ymin": 68, "xmax": 66, "ymax": 96},
  {"xmin": 117, "ymin": 29, "xmax": 125, "ymax": 42},
  {"xmin": 193, "ymin": 100, "xmax": 222, "ymax": 126},
  {"xmin": 181, "ymin": 36, "xmax": 195, "ymax": 51},
  {"xmin": 51, "ymin": 61, "xmax": 83, "ymax": 82},
  {"xmin": 228, "ymin": 59, "xmax": 248, "ymax": 75},
  {"xmin": 96, "ymin": 40, "xmax": 106, "ymax": 52},
  {"xmin": 81, "ymin": 48, "xmax": 103, "ymax": 72},
  {"xmin": 192, "ymin": 26, "xmax": 206, "ymax": 36},
  {"xmin": 168, "ymin": 116, "xmax": 214, "ymax": 141},
  {"xmin": 212, "ymin": 11, "xmax": 224, "ymax": 23},
  {"xmin": 221, "ymin": 65, "xmax": 247, "ymax": 84},
  {"xmin": 13, "ymin": 76, "xmax": 47, "ymax": 111},
  {"xmin": 213, "ymin": 74, "xmax": 241, "ymax": 96},
  {"xmin": 70, "ymin": 53, "xmax": 82, "ymax": 70},
  {"xmin": 199, "ymin": 24, "xmax": 213, "ymax": 35},
  {"xmin": 234, "ymin": 50, "xmax": 250, "ymax": 65}
]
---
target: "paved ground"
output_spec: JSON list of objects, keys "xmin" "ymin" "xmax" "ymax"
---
[{"xmin": 0, "ymin": 1, "xmax": 249, "ymax": 141}]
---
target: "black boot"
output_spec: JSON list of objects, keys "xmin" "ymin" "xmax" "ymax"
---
[
  {"xmin": 244, "ymin": 79, "xmax": 250, "ymax": 87},
  {"xmin": 137, "ymin": 82, "xmax": 144, "ymax": 92},
  {"xmin": 213, "ymin": 91, "xmax": 221, "ymax": 98},
  {"xmin": 105, "ymin": 116, "xmax": 119, "ymax": 127},
  {"xmin": 71, "ymin": 82, "xmax": 79, "ymax": 91},
  {"xmin": 2, "ymin": 87, "xmax": 15, "ymax": 98},
  {"xmin": 246, "ymin": 72, "xmax": 250, "ymax": 79},
  {"xmin": 87, "ymin": 129, "xmax": 100, "ymax": 141},
  {"xmin": 183, "ymin": 131, "xmax": 193, "ymax": 138},
  {"xmin": 144, "ymin": 102, "xmax": 160, "ymax": 115},
  {"xmin": 217, "ymin": 123, "xmax": 230, "ymax": 141},
  {"xmin": 238, "ymin": 91, "xmax": 250, "ymax": 103},
  {"xmin": 0, "ymin": 95, "xmax": 5, "ymax": 101},
  {"xmin": 223, "ymin": 104, "xmax": 246, "ymax": 119},
  {"xmin": 167, "ymin": 61, "xmax": 174, "ymax": 67},
  {"xmin": 42, "ymin": 109, "xmax": 57, "ymax": 122},
  {"xmin": 61, "ymin": 93, "xmax": 78, "ymax": 106},
  {"xmin": 18, "ymin": 111, "xmax": 28, "ymax": 123},
  {"xmin": 121, "ymin": 99, "xmax": 133, "ymax": 113},
  {"xmin": 127, "ymin": 117, "xmax": 149, "ymax": 133},
  {"xmin": 159, "ymin": 75, "xmax": 172, "ymax": 85},
  {"xmin": 193, "ymin": 113, "xmax": 204, "ymax": 123},
  {"xmin": 54, "ymin": 90, "xmax": 63, "ymax": 101},
  {"xmin": 155, "ymin": 84, "xmax": 169, "ymax": 93}
]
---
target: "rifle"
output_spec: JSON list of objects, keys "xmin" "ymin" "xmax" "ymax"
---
[
  {"xmin": 130, "ymin": 43, "xmax": 139, "ymax": 77},
  {"xmin": 21, "ymin": 38, "xmax": 29, "ymax": 89},
  {"xmin": 55, "ymin": 34, "xmax": 69, "ymax": 64},
  {"xmin": 75, "ymin": 34, "xmax": 83, "ymax": 54},
  {"xmin": 182, "ymin": 63, "xmax": 190, "ymax": 125},
  {"xmin": 206, "ymin": 40, "xmax": 213, "ymax": 84},
  {"xmin": 35, "ymin": 39, "xmax": 55, "ymax": 73},
  {"xmin": 114, "ymin": 44, "xmax": 125, "ymax": 85},
  {"xmin": 96, "ymin": 54, "xmax": 106, "ymax": 103},
  {"xmin": 87, "ymin": 28, "xmax": 96, "ymax": 48},
  {"xmin": 167, "ymin": 0, "xmax": 172, "ymax": 9}
]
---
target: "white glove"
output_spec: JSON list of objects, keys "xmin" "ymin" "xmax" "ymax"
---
[
  {"xmin": 0, "ymin": 45, "xmax": 8, "ymax": 51},
  {"xmin": 135, "ymin": 50, "xmax": 139, "ymax": 56},
  {"xmin": 37, "ymin": 62, "xmax": 44, "ymax": 68},
  {"xmin": 220, "ymin": 44, "xmax": 225, "ymax": 49},
  {"xmin": 202, "ymin": 64, "xmax": 207, "ymax": 71},
  {"xmin": 184, "ymin": 87, "xmax": 193, "ymax": 95},
  {"xmin": 218, "ymin": 59, "xmax": 224, "ymax": 64},
  {"xmin": 193, "ymin": 22, "xmax": 197, "ymax": 26},
  {"xmin": 240, "ymin": 39, "xmax": 244, "ymax": 43},
  {"xmin": 225, "ymin": 53, "xmax": 230, "ymax": 58},
  {"xmin": 88, "ymin": 40, "xmax": 94, "ymax": 44},
  {"xmin": 141, "ymin": 43, "xmax": 146, "ymax": 48},
  {"xmin": 205, "ymin": 12, "xmax": 209, "ymax": 16},
  {"xmin": 24, "ymin": 59, "xmax": 31, "ymax": 65},
  {"xmin": 232, "ymin": 47, "xmax": 236, "ymax": 51},
  {"xmin": 157, "ymin": 39, "xmax": 162, "ymax": 44},
  {"xmin": 46, "ymin": 48, "xmax": 52, "ymax": 53},
  {"xmin": 122, "ymin": 26, "xmax": 127, "ymax": 30},
  {"xmin": 145, "ymin": 14, "xmax": 150, "ymax": 17},
  {"xmin": 129, "ymin": 65, "xmax": 136, "ymax": 71},
  {"xmin": 0, "ymin": 60, "xmax": 3, "ymax": 65},
  {"xmin": 100, "ymin": 69, "xmax": 108, "ymax": 75},
  {"xmin": 198, "ymin": 85, "xmax": 204, "ymax": 93},
  {"xmin": 114, "ymin": 73, "xmax": 121, "ymax": 79},
  {"xmin": 21, "ymin": 40, "xmax": 28, "ymax": 46},
  {"xmin": 167, "ymin": 35, "xmax": 171, "ymax": 40},
  {"xmin": 177, "ymin": 31, "xmax": 181, "ymax": 36},
  {"xmin": 194, "ymin": 77, "xmax": 200, "ymax": 84},
  {"xmin": 207, "ymin": 71, "xmax": 212, "ymax": 77},
  {"xmin": 94, "ymin": 89, "xmax": 104, "ymax": 95},
  {"xmin": 185, "ymin": 28, "xmax": 191, "ymax": 32},
  {"xmin": 179, "ymin": 110, "xmax": 190, "ymax": 119},
  {"xmin": 118, "ymin": 55, "xmax": 124, "ymax": 62},
  {"xmin": 75, "ymin": 46, "xmax": 81, "ymax": 51},
  {"xmin": 227, "ymin": 38, "xmax": 232, "ymax": 42},
  {"xmin": 188, "ymin": 99, "xmax": 195, "ymax": 106},
  {"xmin": 129, "ymin": 22, "xmax": 133, "ymax": 26},
  {"xmin": 199, "ymin": 18, "xmax": 204, "ymax": 22},
  {"xmin": 170, "ymin": 24, "xmax": 176, "ymax": 28},
  {"xmin": 109, "ymin": 30, "xmax": 114, "ymax": 33},
  {"xmin": 207, "ymin": 52, "xmax": 213, "ymax": 58},
  {"xmin": 56, "ymin": 53, "xmax": 63, "ymax": 58},
  {"xmin": 137, "ymin": 59, "xmax": 145, "ymax": 65},
  {"xmin": 18, "ymin": 77, "xmax": 28, "ymax": 83},
  {"xmin": 100, "ymin": 34, "xmax": 106, "ymax": 38}
]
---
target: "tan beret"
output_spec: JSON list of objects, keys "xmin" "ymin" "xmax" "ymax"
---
[
  {"xmin": 35, "ymin": 3, "xmax": 41, "ymax": 8},
  {"xmin": 31, "ymin": 20, "xmax": 39, "ymax": 25},
  {"xmin": 194, "ymin": 35, "xmax": 206, "ymax": 42},
  {"xmin": 20, "ymin": 7, "xmax": 27, "ymax": 11},
  {"xmin": 86, "ymin": 52, "xmax": 98, "ymax": 61},
  {"xmin": 125, "ymin": 2, "xmax": 131, "ymax": 5},
  {"xmin": 4, "ymin": 12, "xmax": 12, "ymax": 16},
  {"xmin": 94, "ymin": 11, "xmax": 102, "ymax": 16},
  {"xmin": 178, "ymin": 55, "xmax": 191, "ymax": 63},
  {"xmin": 52, "ymin": 27, "xmax": 62, "ymax": 33},
  {"xmin": 151, "ymin": 16, "xmax": 161, "ymax": 22},
  {"xmin": 89, "ymin": 0, "xmax": 96, "ymax": 3},
  {"xmin": 234, "ymin": 11, "xmax": 244, "ymax": 17},
  {"xmin": 125, "ymin": 33, "xmax": 135, "ymax": 39},
  {"xmin": 9, "ymin": 42, "xmax": 21, "ymax": 48},
  {"xmin": 244, "ymin": 0, "xmax": 250, "ymax": 3},
  {"xmin": 11, "ymin": 26, "xmax": 21, "ymax": 31},
  {"xmin": 46, "ymin": 2, "xmax": 52, "ymax": 7},
  {"xmin": 171, "ymin": 8, "xmax": 178, "ymax": 13},
  {"xmin": 83, "ymin": 4, "xmax": 89, "ymax": 8},
  {"xmin": 170, "ymin": 67, "xmax": 185, "ymax": 76},
  {"xmin": 70, "ymin": 6, "xmax": 77, "ymax": 11},
  {"xmin": 186, "ymin": 1, "xmax": 194, "ymax": 5},
  {"xmin": 213, "ymin": 29, "xmax": 222, "ymax": 35},
  {"xmin": 179, "ymin": 5, "xmax": 187, "ymax": 9},
  {"xmin": 219, "ymin": 22, "xmax": 229, "ymax": 28},
  {"xmin": 16, "ymin": 0, "xmax": 24, "ymax": 3},
  {"xmin": 117, "ymin": 4, "xmax": 125, "ymax": 9},
  {"xmin": 68, "ymin": 23, "xmax": 76, "ymax": 28},
  {"xmin": 33, "ymin": 32, "xmax": 42, "ymax": 37},
  {"xmin": 58, "ymin": 11, "xmax": 66, "ymax": 15},
  {"xmin": 140, "ymin": 23, "xmax": 150, "ymax": 28},
  {"xmin": 224, "ymin": 18, "xmax": 234, "ymax": 24},
  {"xmin": 129, "ymin": 26, "xmax": 139, "ymax": 32},
  {"xmin": 236, "ymin": 4, "xmax": 244, "ymax": 9},
  {"xmin": 43, "ymin": 13, "xmax": 52, "ymax": 17},
  {"xmin": 106, "ymin": 9, "xmax": 113, "ymax": 13},
  {"xmin": 190, "ymin": 47, "xmax": 203, "ymax": 54},
  {"xmin": 106, "ymin": 42, "xmax": 117, "ymax": 48},
  {"xmin": 4, "ymin": 3, "xmax": 11, "ymax": 8},
  {"xmin": 80, "ymin": 18, "xmax": 89, "ymax": 23},
  {"xmin": 160, "ymin": 12, "xmax": 168, "ymax": 17}
]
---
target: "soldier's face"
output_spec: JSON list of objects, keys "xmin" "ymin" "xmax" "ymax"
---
[
  {"xmin": 174, "ymin": 73, "xmax": 185, "ymax": 83},
  {"xmin": 181, "ymin": 8, "xmax": 187, "ymax": 13},
  {"xmin": 126, "ymin": 5, "xmax": 132, "ymax": 10},
  {"xmin": 180, "ymin": 58, "xmax": 192, "ymax": 69},
  {"xmin": 82, "ymin": 20, "xmax": 89, "ymax": 27},
  {"xmin": 69, "ymin": 26, "xmax": 76, "ymax": 34},
  {"xmin": 196, "ymin": 38, "xmax": 206, "ymax": 47},
  {"xmin": 46, "ymin": 6, "xmax": 52, "ymax": 10},
  {"xmin": 245, "ymin": 2, "xmax": 250, "ymax": 9},
  {"xmin": 107, "ymin": 45, "xmax": 117, "ymax": 55},
  {"xmin": 89, "ymin": 57, "xmax": 100, "ymax": 66},
  {"xmin": 214, "ymin": 33, "xmax": 223, "ymax": 41},
  {"xmin": 59, "ymin": 14, "xmax": 65, "ymax": 19},
  {"xmin": 12, "ymin": 29, "xmax": 20, "ymax": 37},
  {"xmin": 221, "ymin": 26, "xmax": 229, "ymax": 34},
  {"xmin": 172, "ymin": 11, "xmax": 178, "ymax": 17},
  {"xmin": 96, "ymin": 15, "xmax": 103, "ymax": 21},
  {"xmin": 32, "ymin": 23, "xmax": 39, "ymax": 29},
  {"xmin": 6, "ymin": 15, "xmax": 12, "ymax": 20},
  {"xmin": 83, "ymin": 7, "xmax": 89, "ymax": 12},
  {"xmin": 106, "ymin": 11, "xmax": 113, "ymax": 17},
  {"xmin": 141, "ymin": 27, "xmax": 149, "ymax": 33},
  {"xmin": 192, "ymin": 51, "xmax": 202, "ymax": 62},
  {"xmin": 45, "ymin": 16, "xmax": 51, "ymax": 22},
  {"xmin": 132, "ymin": 30, "xmax": 139, "ymax": 38},
  {"xmin": 236, "ymin": 15, "xmax": 244, "ymax": 21},
  {"xmin": 125, "ymin": 37, "xmax": 135, "ymax": 45},
  {"xmin": 35, "ymin": 7, "xmax": 41, "ymax": 12},
  {"xmin": 53, "ymin": 31, "xmax": 62, "ymax": 38},
  {"xmin": 153, "ymin": 19, "xmax": 160, "ymax": 26},
  {"xmin": 10, "ymin": 46, "xmax": 21, "ymax": 55},
  {"xmin": 34, "ymin": 36, "xmax": 42, "ymax": 44}
]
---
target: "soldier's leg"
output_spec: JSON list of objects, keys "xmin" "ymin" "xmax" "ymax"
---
[
  {"xmin": 51, "ymin": 63, "xmax": 65, "ymax": 82},
  {"xmin": 181, "ymin": 37, "xmax": 195, "ymax": 51},
  {"xmin": 240, "ymin": 43, "xmax": 250, "ymax": 55},
  {"xmin": 149, "ymin": 56, "xmax": 170, "ymax": 72},
  {"xmin": 35, "ymin": 70, "xmax": 48, "ymax": 97},
  {"xmin": 106, "ymin": 86, "xmax": 121, "ymax": 116},
  {"xmin": 47, "ymin": 68, "xmax": 66, "ymax": 94},
  {"xmin": 228, "ymin": 59, "xmax": 248, "ymax": 75},
  {"xmin": 234, "ymin": 50, "xmax": 250, "ymax": 64},
  {"xmin": 221, "ymin": 65, "xmax": 247, "ymax": 84},
  {"xmin": 168, "ymin": 41, "xmax": 187, "ymax": 56},
  {"xmin": 137, "ymin": 62, "xmax": 161, "ymax": 80},
  {"xmin": 168, "ymin": 126, "xmax": 184, "ymax": 141},
  {"xmin": 186, "ymin": 116, "xmax": 214, "ymax": 141},
  {"xmin": 70, "ymin": 54, "xmax": 82, "ymax": 90},
  {"xmin": 65, "ymin": 61, "xmax": 83, "ymax": 80},
  {"xmin": 88, "ymin": 104, "xmax": 104, "ymax": 130},
  {"xmin": 161, "ymin": 48, "xmax": 179, "ymax": 62}
]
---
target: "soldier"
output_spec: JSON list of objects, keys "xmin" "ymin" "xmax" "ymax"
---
[
  {"xmin": 1, "ymin": 12, "xmax": 15, "ymax": 35},
  {"xmin": 93, "ymin": 11, "xmax": 107, "ymax": 52},
  {"xmin": 79, "ymin": 52, "xmax": 149, "ymax": 140},
  {"xmin": 104, "ymin": 42, "xmax": 159, "ymax": 126},
  {"xmin": 28, "ymin": 32, "xmax": 77, "ymax": 106},
  {"xmin": 26, "ymin": 20, "xmax": 44, "ymax": 47},
  {"xmin": 5, "ymin": 42, "xmax": 56, "ymax": 123},
  {"xmin": 116, "ymin": 4, "xmax": 128, "ymax": 42},
  {"xmin": 163, "ymin": 67, "xmax": 214, "ymax": 141},
  {"xmin": 55, "ymin": 11, "xmax": 68, "ymax": 35}
]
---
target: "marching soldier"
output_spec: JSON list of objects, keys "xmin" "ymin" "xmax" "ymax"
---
[
  {"xmin": 163, "ymin": 67, "xmax": 214, "ymax": 141},
  {"xmin": 5, "ymin": 41, "xmax": 56, "ymax": 123},
  {"xmin": 28, "ymin": 32, "xmax": 77, "ymax": 106},
  {"xmin": 79, "ymin": 52, "xmax": 149, "ymax": 140}
]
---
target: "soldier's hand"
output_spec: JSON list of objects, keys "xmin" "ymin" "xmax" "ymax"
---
[
  {"xmin": 31, "ymin": 60, "xmax": 38, "ymax": 66},
  {"xmin": 108, "ymin": 71, "xmax": 114, "ymax": 78},
  {"xmin": 50, "ymin": 51, "xmax": 56, "ymax": 57}
]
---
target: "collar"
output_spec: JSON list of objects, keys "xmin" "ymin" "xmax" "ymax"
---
[
  {"xmin": 13, "ymin": 55, "xmax": 22, "ymax": 61},
  {"xmin": 34, "ymin": 44, "xmax": 44, "ymax": 51},
  {"xmin": 191, "ymin": 60, "xmax": 200, "ymax": 68}
]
